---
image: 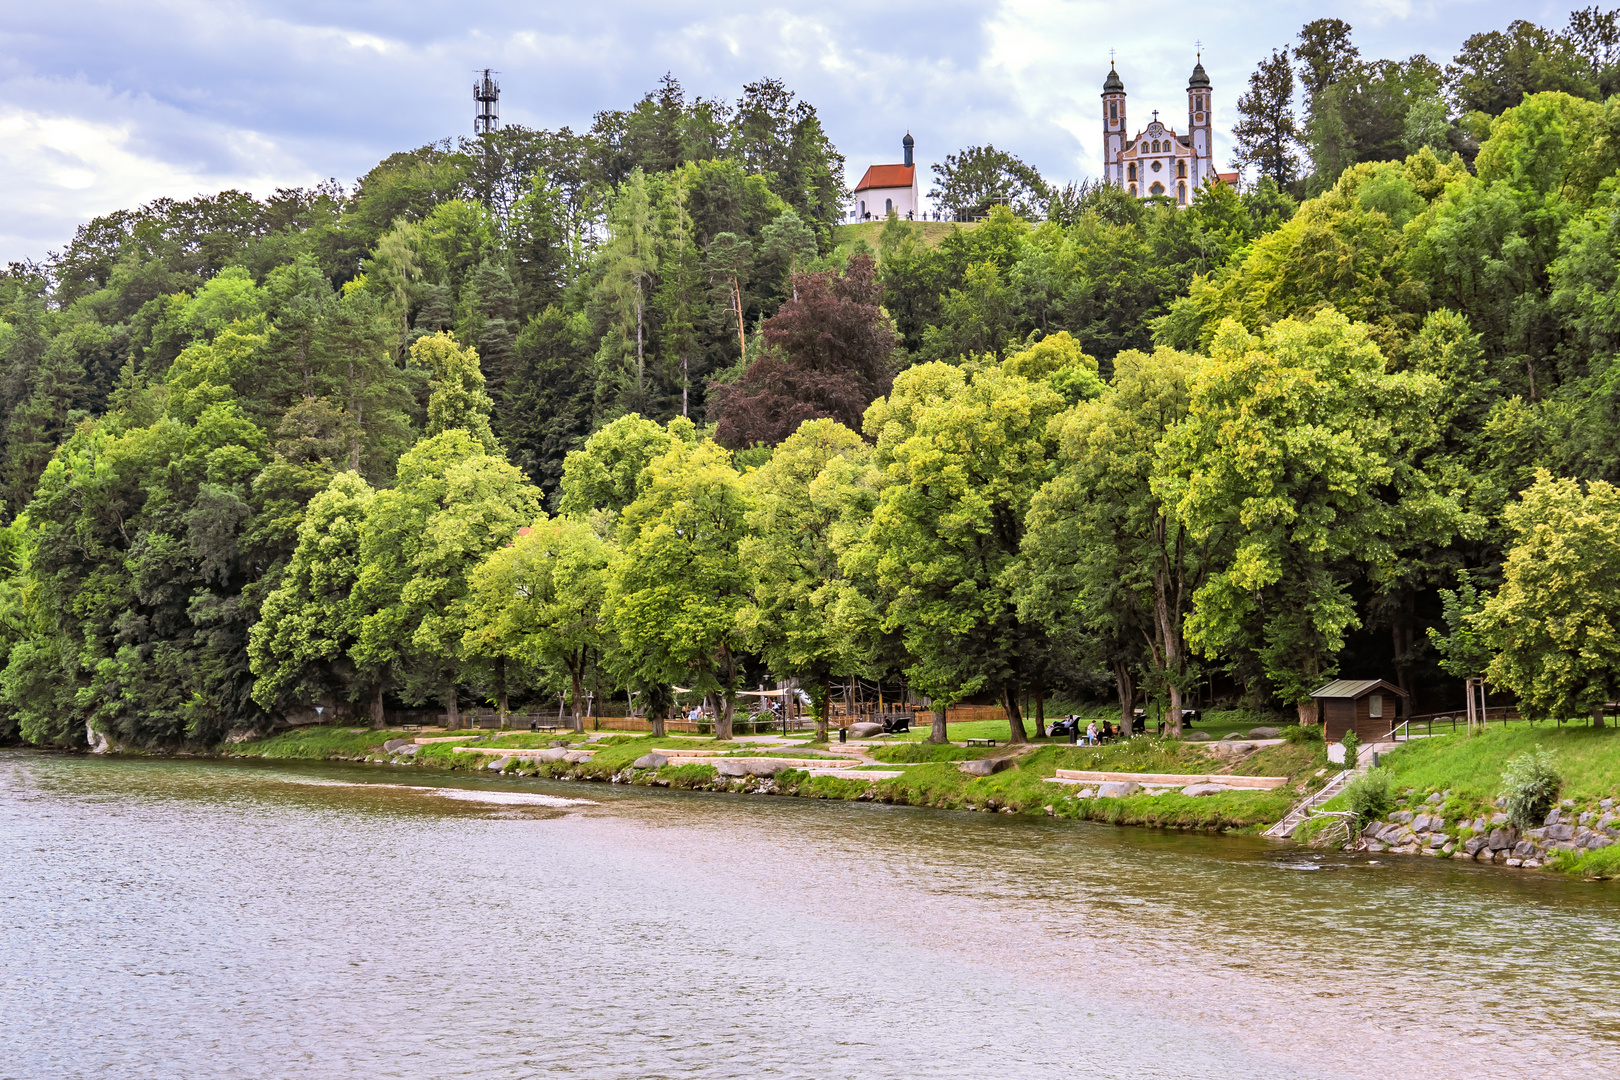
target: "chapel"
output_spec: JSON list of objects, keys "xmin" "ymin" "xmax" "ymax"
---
[{"xmin": 1101, "ymin": 57, "xmax": 1235, "ymax": 203}]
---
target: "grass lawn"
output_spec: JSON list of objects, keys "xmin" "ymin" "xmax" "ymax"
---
[{"xmin": 228, "ymin": 726, "xmax": 413, "ymax": 759}]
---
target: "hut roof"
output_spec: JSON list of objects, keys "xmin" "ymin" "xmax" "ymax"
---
[{"xmin": 1310, "ymin": 679, "xmax": 1408, "ymax": 700}]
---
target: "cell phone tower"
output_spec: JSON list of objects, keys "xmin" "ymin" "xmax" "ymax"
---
[{"xmin": 474, "ymin": 69, "xmax": 500, "ymax": 135}]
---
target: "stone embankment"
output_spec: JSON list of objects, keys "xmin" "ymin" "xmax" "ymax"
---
[{"xmin": 1354, "ymin": 796, "xmax": 1618, "ymax": 868}]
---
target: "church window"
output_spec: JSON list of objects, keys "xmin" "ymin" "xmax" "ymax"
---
[
  {"xmin": 1151, "ymin": 159, "xmax": 1162, "ymax": 173},
  {"xmin": 1110, "ymin": 102, "xmax": 1117, "ymax": 120},
  {"xmin": 1177, "ymin": 160, "xmax": 1186, "ymax": 178},
  {"xmin": 1149, "ymin": 182, "xmax": 1164, "ymax": 196},
  {"xmin": 1129, "ymin": 183, "xmax": 1137, "ymax": 196},
  {"xmin": 885, "ymin": 198, "xmax": 893, "ymax": 215},
  {"xmin": 1128, "ymin": 162, "xmax": 1137, "ymax": 181},
  {"xmin": 1178, "ymin": 181, "xmax": 1186, "ymax": 203}
]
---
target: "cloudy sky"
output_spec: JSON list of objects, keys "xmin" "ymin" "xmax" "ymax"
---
[{"xmin": 0, "ymin": 0, "xmax": 1567, "ymax": 262}]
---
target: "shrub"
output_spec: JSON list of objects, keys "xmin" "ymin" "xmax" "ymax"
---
[
  {"xmin": 1284, "ymin": 724, "xmax": 1324, "ymax": 745},
  {"xmin": 1500, "ymin": 748, "xmax": 1562, "ymax": 830},
  {"xmin": 1341, "ymin": 730, "xmax": 1360, "ymax": 769},
  {"xmin": 1344, "ymin": 768, "xmax": 1394, "ymax": 825}
]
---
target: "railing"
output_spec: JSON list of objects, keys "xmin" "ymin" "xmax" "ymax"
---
[{"xmin": 1265, "ymin": 769, "xmax": 1357, "ymax": 839}]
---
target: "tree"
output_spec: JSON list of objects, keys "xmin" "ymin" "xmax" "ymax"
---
[
  {"xmin": 558, "ymin": 413, "xmax": 699, "ymax": 519},
  {"xmin": 738, "ymin": 419, "xmax": 872, "ymax": 740},
  {"xmin": 414, "ymin": 330, "xmax": 499, "ymax": 452},
  {"xmin": 1446, "ymin": 20, "xmax": 1597, "ymax": 117},
  {"xmin": 351, "ymin": 431, "xmax": 540, "ymax": 728},
  {"xmin": 1476, "ymin": 472, "xmax": 1620, "ymax": 723},
  {"xmin": 849, "ymin": 363, "xmax": 1065, "ymax": 744},
  {"xmin": 1233, "ymin": 48, "xmax": 1301, "ymax": 189},
  {"xmin": 1156, "ymin": 310, "xmax": 1457, "ymax": 725},
  {"xmin": 704, "ymin": 231, "xmax": 753, "ymax": 362},
  {"xmin": 712, "ymin": 253, "xmax": 896, "ymax": 449},
  {"xmin": 591, "ymin": 169, "xmax": 661, "ymax": 419},
  {"xmin": 929, "ymin": 146, "xmax": 1047, "ymax": 221},
  {"xmin": 248, "ymin": 471, "xmax": 377, "ymax": 721},
  {"xmin": 463, "ymin": 516, "xmax": 613, "ymax": 731},
  {"xmin": 1020, "ymin": 345, "xmax": 1202, "ymax": 734},
  {"xmin": 1296, "ymin": 18, "xmax": 1360, "ymax": 99},
  {"xmin": 604, "ymin": 439, "xmax": 752, "ymax": 739}
]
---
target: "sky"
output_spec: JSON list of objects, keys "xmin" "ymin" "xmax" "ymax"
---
[{"xmin": 0, "ymin": 0, "xmax": 1574, "ymax": 263}]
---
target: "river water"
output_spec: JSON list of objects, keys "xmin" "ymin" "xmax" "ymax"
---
[{"xmin": 2, "ymin": 751, "xmax": 1617, "ymax": 1079}]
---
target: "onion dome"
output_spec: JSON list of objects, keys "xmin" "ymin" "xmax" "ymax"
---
[
  {"xmin": 1103, "ymin": 66, "xmax": 1124, "ymax": 93},
  {"xmin": 1188, "ymin": 59, "xmax": 1210, "ymax": 88}
]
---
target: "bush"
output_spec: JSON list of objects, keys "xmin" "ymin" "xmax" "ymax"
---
[
  {"xmin": 1341, "ymin": 730, "xmax": 1361, "ymax": 769},
  {"xmin": 1284, "ymin": 724, "xmax": 1324, "ymax": 745},
  {"xmin": 1344, "ymin": 768, "xmax": 1394, "ymax": 825},
  {"xmin": 1500, "ymin": 747, "xmax": 1562, "ymax": 831}
]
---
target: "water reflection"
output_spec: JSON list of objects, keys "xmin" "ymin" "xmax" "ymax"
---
[{"xmin": 2, "ymin": 751, "xmax": 1615, "ymax": 1079}]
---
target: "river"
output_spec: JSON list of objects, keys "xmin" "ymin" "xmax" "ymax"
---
[{"xmin": 2, "ymin": 750, "xmax": 1616, "ymax": 1079}]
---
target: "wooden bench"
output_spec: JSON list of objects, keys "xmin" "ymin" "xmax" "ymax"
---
[{"xmin": 964, "ymin": 738, "xmax": 997, "ymax": 747}]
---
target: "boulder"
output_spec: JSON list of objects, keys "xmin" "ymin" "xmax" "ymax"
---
[
  {"xmin": 488, "ymin": 757, "xmax": 511, "ymax": 771},
  {"xmin": 1548, "ymin": 823, "xmax": 1575, "ymax": 842},
  {"xmin": 1376, "ymin": 823, "xmax": 1407, "ymax": 844},
  {"xmin": 1183, "ymin": 731, "xmax": 1212, "ymax": 741},
  {"xmin": 1362, "ymin": 820, "xmax": 1386, "ymax": 838},
  {"xmin": 1512, "ymin": 840, "xmax": 1538, "ymax": 859},
  {"xmin": 848, "ymin": 722, "xmax": 884, "ymax": 738},
  {"xmin": 1545, "ymin": 808, "xmax": 1562, "ymax": 826},
  {"xmin": 1075, "ymin": 787, "xmax": 1097, "ymax": 798},
  {"xmin": 1580, "ymin": 811, "xmax": 1594, "ymax": 826},
  {"xmin": 958, "ymin": 757, "xmax": 1013, "ymax": 777},
  {"xmin": 537, "ymin": 748, "xmax": 570, "ymax": 763},
  {"xmin": 1247, "ymin": 726, "xmax": 1282, "ymax": 739},
  {"xmin": 1427, "ymin": 792, "xmax": 1443, "ymax": 804},
  {"xmin": 716, "ymin": 758, "xmax": 788, "ymax": 777},
  {"xmin": 1591, "ymin": 837, "xmax": 1613, "ymax": 851},
  {"xmin": 632, "ymin": 752, "xmax": 668, "ymax": 770},
  {"xmin": 1412, "ymin": 814, "xmax": 1433, "ymax": 834},
  {"xmin": 1095, "ymin": 780, "xmax": 1141, "ymax": 798},
  {"xmin": 1487, "ymin": 826, "xmax": 1518, "ymax": 851},
  {"xmin": 551, "ymin": 740, "xmax": 569, "ymax": 748},
  {"xmin": 1181, "ymin": 783, "xmax": 1229, "ymax": 797},
  {"xmin": 383, "ymin": 739, "xmax": 410, "ymax": 752},
  {"xmin": 1391, "ymin": 810, "xmax": 1414, "ymax": 824},
  {"xmin": 563, "ymin": 751, "xmax": 592, "ymax": 764}
]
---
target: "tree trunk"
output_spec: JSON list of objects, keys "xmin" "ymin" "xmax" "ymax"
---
[
  {"xmin": 1594, "ymin": 703, "xmax": 1606, "ymax": 729},
  {"xmin": 370, "ymin": 679, "xmax": 385, "ymax": 729},
  {"xmin": 1034, "ymin": 687, "xmax": 1047, "ymax": 739},
  {"xmin": 1001, "ymin": 684, "xmax": 1028, "ymax": 745},
  {"xmin": 570, "ymin": 663, "xmax": 586, "ymax": 734},
  {"xmin": 445, "ymin": 683, "xmax": 460, "ymax": 731},
  {"xmin": 1153, "ymin": 559, "xmax": 1184, "ymax": 737},
  {"xmin": 1297, "ymin": 699, "xmax": 1318, "ymax": 727},
  {"xmin": 650, "ymin": 706, "xmax": 666, "ymax": 738},
  {"xmin": 732, "ymin": 276, "xmax": 746, "ymax": 359},
  {"xmin": 1166, "ymin": 680, "xmax": 1184, "ymax": 739},
  {"xmin": 1113, "ymin": 661, "xmax": 1134, "ymax": 735},
  {"xmin": 717, "ymin": 691, "xmax": 735, "ymax": 741},
  {"xmin": 811, "ymin": 684, "xmax": 829, "ymax": 743},
  {"xmin": 495, "ymin": 656, "xmax": 510, "ymax": 729},
  {"xmin": 930, "ymin": 705, "xmax": 949, "ymax": 744}
]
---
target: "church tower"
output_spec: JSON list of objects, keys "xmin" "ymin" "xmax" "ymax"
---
[
  {"xmin": 1102, "ymin": 65, "xmax": 1126, "ymax": 187},
  {"xmin": 1187, "ymin": 56, "xmax": 1212, "ymax": 192}
]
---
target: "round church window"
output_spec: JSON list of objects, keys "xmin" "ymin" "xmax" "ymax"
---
[{"xmin": 1151, "ymin": 160, "xmax": 1162, "ymax": 173}]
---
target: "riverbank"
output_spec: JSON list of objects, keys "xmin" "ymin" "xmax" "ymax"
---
[{"xmin": 222, "ymin": 724, "xmax": 1325, "ymax": 833}]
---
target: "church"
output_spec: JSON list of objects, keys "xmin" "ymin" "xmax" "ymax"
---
[{"xmin": 1101, "ymin": 57, "xmax": 1236, "ymax": 203}]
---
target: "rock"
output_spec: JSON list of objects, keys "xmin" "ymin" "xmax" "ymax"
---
[
  {"xmin": 1364, "ymin": 841, "xmax": 1388, "ymax": 853},
  {"xmin": 1495, "ymin": 797, "xmax": 1507, "ymax": 808},
  {"xmin": 1181, "ymin": 783, "xmax": 1229, "ymax": 797},
  {"xmin": 537, "ymin": 748, "xmax": 570, "ymax": 763},
  {"xmin": 1526, "ymin": 827, "xmax": 1548, "ymax": 839},
  {"xmin": 1523, "ymin": 860, "xmax": 1542, "ymax": 868},
  {"xmin": 1475, "ymin": 849, "xmax": 1494, "ymax": 863},
  {"xmin": 563, "ymin": 751, "xmax": 592, "ymax": 764},
  {"xmin": 1603, "ymin": 798, "xmax": 1615, "ymax": 810},
  {"xmin": 1076, "ymin": 787, "xmax": 1097, "ymax": 798},
  {"xmin": 1487, "ymin": 827, "xmax": 1517, "ymax": 851},
  {"xmin": 1427, "ymin": 834, "xmax": 1447, "ymax": 848},
  {"xmin": 716, "ymin": 758, "xmax": 785, "ymax": 777},
  {"xmin": 1441, "ymin": 843, "xmax": 1456, "ymax": 855},
  {"xmin": 1392, "ymin": 810, "xmax": 1414, "ymax": 824},
  {"xmin": 1562, "ymin": 799, "xmax": 1576, "ymax": 808},
  {"xmin": 1463, "ymin": 836, "xmax": 1488, "ymax": 856},
  {"xmin": 632, "ymin": 752, "xmax": 669, "ymax": 770},
  {"xmin": 1490, "ymin": 813, "xmax": 1508, "ymax": 826},
  {"xmin": 488, "ymin": 757, "xmax": 511, "ymax": 770},
  {"xmin": 383, "ymin": 739, "xmax": 410, "ymax": 752},
  {"xmin": 1545, "ymin": 808, "xmax": 1561, "ymax": 826},
  {"xmin": 1183, "ymin": 731, "xmax": 1212, "ymax": 741},
  {"xmin": 1427, "ymin": 792, "xmax": 1443, "ymax": 804},
  {"xmin": 1471, "ymin": 816, "xmax": 1487, "ymax": 832},
  {"xmin": 1095, "ymin": 780, "xmax": 1141, "ymax": 798},
  {"xmin": 1044, "ymin": 804, "xmax": 1055, "ymax": 816},
  {"xmin": 1362, "ymin": 820, "xmax": 1386, "ymax": 837},
  {"xmin": 957, "ymin": 757, "xmax": 1013, "ymax": 777},
  {"xmin": 551, "ymin": 740, "xmax": 569, "ymax": 747},
  {"xmin": 844, "ymin": 722, "xmax": 883, "ymax": 738},
  {"xmin": 1412, "ymin": 814, "xmax": 1433, "ymax": 833},
  {"xmin": 1548, "ymin": 824, "xmax": 1575, "ymax": 842},
  {"xmin": 1248, "ymin": 726, "xmax": 1282, "ymax": 738},
  {"xmin": 1591, "ymin": 837, "xmax": 1612, "ymax": 851},
  {"xmin": 1376, "ymin": 823, "xmax": 1406, "ymax": 844},
  {"xmin": 1506, "ymin": 858, "xmax": 1524, "ymax": 868},
  {"xmin": 1512, "ymin": 840, "xmax": 1537, "ymax": 859},
  {"xmin": 1580, "ymin": 811, "xmax": 1594, "ymax": 826},
  {"xmin": 1391, "ymin": 843, "xmax": 1421, "ymax": 855}
]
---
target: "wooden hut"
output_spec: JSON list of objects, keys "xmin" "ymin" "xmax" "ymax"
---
[{"xmin": 1310, "ymin": 679, "xmax": 1409, "ymax": 742}]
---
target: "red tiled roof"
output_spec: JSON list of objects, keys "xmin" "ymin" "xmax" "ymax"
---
[
  {"xmin": 854, "ymin": 163, "xmax": 915, "ymax": 192},
  {"xmin": 1216, "ymin": 171, "xmax": 1240, "ymax": 184}
]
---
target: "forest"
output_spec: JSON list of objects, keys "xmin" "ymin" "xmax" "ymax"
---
[{"xmin": 3, "ymin": 13, "xmax": 1620, "ymax": 750}]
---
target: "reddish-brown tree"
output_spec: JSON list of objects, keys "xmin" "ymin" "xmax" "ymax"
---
[{"xmin": 712, "ymin": 253, "xmax": 897, "ymax": 448}]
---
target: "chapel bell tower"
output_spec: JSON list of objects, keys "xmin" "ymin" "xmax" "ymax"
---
[
  {"xmin": 1187, "ymin": 55, "xmax": 1212, "ymax": 189},
  {"xmin": 1101, "ymin": 65, "xmax": 1126, "ymax": 187}
]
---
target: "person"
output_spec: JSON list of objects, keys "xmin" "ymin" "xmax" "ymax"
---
[{"xmin": 1085, "ymin": 720, "xmax": 1098, "ymax": 745}]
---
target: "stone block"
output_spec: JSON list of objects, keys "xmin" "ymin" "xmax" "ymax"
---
[
  {"xmin": 1412, "ymin": 814, "xmax": 1433, "ymax": 834},
  {"xmin": 1545, "ymin": 808, "xmax": 1562, "ymax": 826},
  {"xmin": 383, "ymin": 739, "xmax": 410, "ymax": 752},
  {"xmin": 1580, "ymin": 811, "xmax": 1594, "ymax": 826},
  {"xmin": 1548, "ymin": 824, "xmax": 1575, "ymax": 842},
  {"xmin": 1463, "ymin": 836, "xmax": 1488, "ymax": 856},
  {"xmin": 717, "ymin": 758, "xmax": 787, "ymax": 777},
  {"xmin": 1247, "ymin": 727, "xmax": 1281, "ymax": 738},
  {"xmin": 1362, "ymin": 820, "xmax": 1386, "ymax": 837},
  {"xmin": 1183, "ymin": 731, "xmax": 1212, "ymax": 741},
  {"xmin": 632, "ymin": 752, "xmax": 668, "ymax": 769},
  {"xmin": 1512, "ymin": 840, "xmax": 1537, "ymax": 859},
  {"xmin": 1487, "ymin": 827, "xmax": 1517, "ymax": 851},
  {"xmin": 1491, "ymin": 813, "xmax": 1509, "ymax": 826},
  {"xmin": 1181, "ymin": 783, "xmax": 1229, "ymax": 797},
  {"xmin": 848, "ymin": 722, "xmax": 884, "ymax": 738},
  {"xmin": 958, "ymin": 757, "xmax": 1014, "ymax": 778},
  {"xmin": 1392, "ymin": 810, "xmax": 1414, "ymax": 824}
]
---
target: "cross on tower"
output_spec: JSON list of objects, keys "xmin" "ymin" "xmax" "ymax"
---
[{"xmin": 1109, "ymin": 47, "xmax": 1115, "ymax": 65}]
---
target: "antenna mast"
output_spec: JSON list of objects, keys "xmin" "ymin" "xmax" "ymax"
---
[{"xmin": 474, "ymin": 70, "xmax": 500, "ymax": 135}]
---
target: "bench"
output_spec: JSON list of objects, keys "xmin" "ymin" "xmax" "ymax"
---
[
  {"xmin": 965, "ymin": 738, "xmax": 997, "ymax": 747},
  {"xmin": 881, "ymin": 713, "xmax": 913, "ymax": 734}
]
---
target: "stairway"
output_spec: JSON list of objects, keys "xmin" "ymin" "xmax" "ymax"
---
[{"xmin": 1264, "ymin": 768, "xmax": 1360, "ymax": 839}]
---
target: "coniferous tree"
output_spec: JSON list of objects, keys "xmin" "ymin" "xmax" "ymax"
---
[{"xmin": 1233, "ymin": 48, "xmax": 1302, "ymax": 190}]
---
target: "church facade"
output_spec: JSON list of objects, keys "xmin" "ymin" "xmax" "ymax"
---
[{"xmin": 1101, "ymin": 58, "xmax": 1232, "ymax": 203}]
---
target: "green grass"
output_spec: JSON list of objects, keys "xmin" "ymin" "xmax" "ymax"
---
[
  {"xmin": 229, "ymin": 725, "xmax": 410, "ymax": 759},
  {"xmin": 870, "ymin": 742, "xmax": 986, "ymax": 763},
  {"xmin": 1043, "ymin": 737, "xmax": 1210, "ymax": 774}
]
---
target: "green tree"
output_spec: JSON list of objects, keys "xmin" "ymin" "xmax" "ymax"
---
[
  {"xmin": 1156, "ymin": 310, "xmax": 1456, "ymax": 724},
  {"xmin": 1476, "ymin": 472, "xmax": 1620, "ymax": 723},
  {"xmin": 1233, "ymin": 48, "xmax": 1302, "ymax": 189},
  {"xmin": 414, "ymin": 330, "xmax": 498, "ymax": 452},
  {"xmin": 604, "ymin": 439, "xmax": 752, "ymax": 739},
  {"xmin": 928, "ymin": 145, "xmax": 1046, "ymax": 221}
]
